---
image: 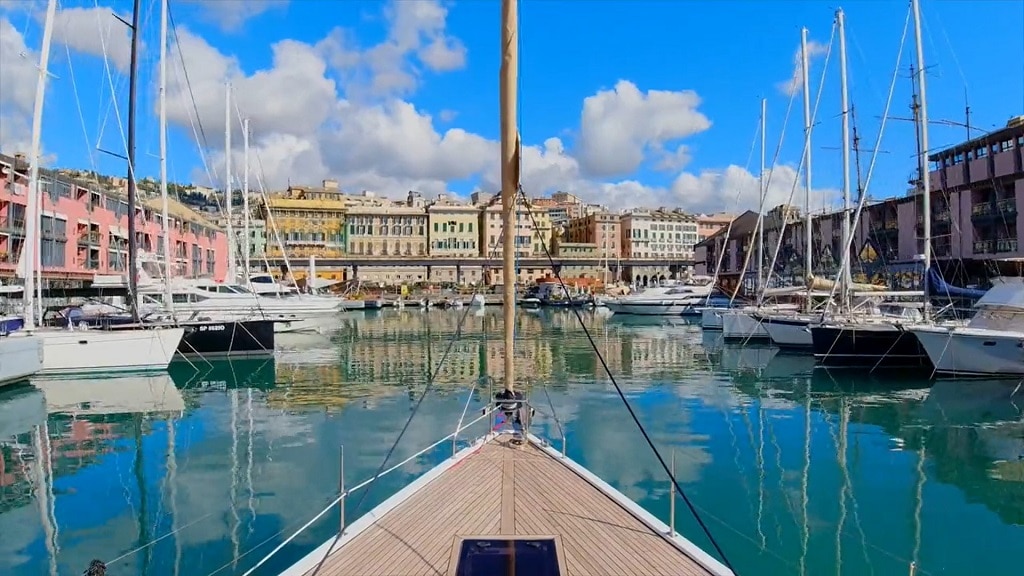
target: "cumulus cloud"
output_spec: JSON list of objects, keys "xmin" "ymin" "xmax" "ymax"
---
[
  {"xmin": 317, "ymin": 0, "xmax": 466, "ymax": 100},
  {"xmin": 0, "ymin": 16, "xmax": 41, "ymax": 153},
  {"xmin": 777, "ymin": 39, "xmax": 827, "ymax": 97},
  {"xmin": 51, "ymin": 6, "xmax": 134, "ymax": 71},
  {"xmin": 11, "ymin": 0, "xmax": 836, "ymax": 215},
  {"xmin": 185, "ymin": 0, "xmax": 288, "ymax": 32},
  {"xmin": 578, "ymin": 80, "xmax": 711, "ymax": 178}
]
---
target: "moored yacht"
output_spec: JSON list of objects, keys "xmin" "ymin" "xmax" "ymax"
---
[
  {"xmin": 909, "ymin": 278, "xmax": 1021, "ymax": 377},
  {"xmin": 809, "ymin": 303, "xmax": 930, "ymax": 370},
  {"xmin": 606, "ymin": 281, "xmax": 714, "ymax": 316}
]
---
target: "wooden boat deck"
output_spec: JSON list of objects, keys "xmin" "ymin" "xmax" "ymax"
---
[{"xmin": 289, "ymin": 434, "xmax": 729, "ymax": 576}]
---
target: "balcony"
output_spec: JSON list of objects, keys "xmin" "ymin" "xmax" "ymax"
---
[
  {"xmin": 973, "ymin": 240, "xmax": 993, "ymax": 254},
  {"xmin": 997, "ymin": 198, "xmax": 1018, "ymax": 216},
  {"xmin": 77, "ymin": 232, "xmax": 102, "ymax": 246},
  {"xmin": 996, "ymin": 238, "xmax": 1019, "ymax": 254}
]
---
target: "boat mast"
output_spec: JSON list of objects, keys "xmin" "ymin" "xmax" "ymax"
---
[
  {"xmin": 225, "ymin": 83, "xmax": 237, "ymax": 283},
  {"xmin": 801, "ymin": 27, "xmax": 814, "ymax": 312},
  {"xmin": 24, "ymin": 0, "xmax": 58, "ymax": 331},
  {"xmin": 159, "ymin": 0, "xmax": 174, "ymax": 317},
  {"xmin": 837, "ymin": 8, "xmax": 852, "ymax": 312},
  {"xmin": 500, "ymin": 0, "xmax": 519, "ymax": 393},
  {"xmin": 243, "ymin": 118, "xmax": 251, "ymax": 279},
  {"xmin": 126, "ymin": 0, "xmax": 142, "ymax": 323},
  {"xmin": 757, "ymin": 98, "xmax": 766, "ymax": 294},
  {"xmin": 912, "ymin": 0, "xmax": 932, "ymax": 321}
]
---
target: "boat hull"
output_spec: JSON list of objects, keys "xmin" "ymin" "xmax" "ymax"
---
[
  {"xmin": 607, "ymin": 302, "xmax": 690, "ymax": 316},
  {"xmin": 177, "ymin": 320, "xmax": 275, "ymax": 358},
  {"xmin": 0, "ymin": 334, "xmax": 43, "ymax": 388},
  {"xmin": 36, "ymin": 326, "xmax": 184, "ymax": 375},
  {"xmin": 811, "ymin": 323, "xmax": 930, "ymax": 369},
  {"xmin": 912, "ymin": 326, "xmax": 1024, "ymax": 377},
  {"xmin": 758, "ymin": 314, "xmax": 814, "ymax": 350},
  {"xmin": 722, "ymin": 311, "xmax": 771, "ymax": 342},
  {"xmin": 700, "ymin": 307, "xmax": 725, "ymax": 330}
]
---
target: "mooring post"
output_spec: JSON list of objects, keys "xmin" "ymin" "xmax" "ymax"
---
[
  {"xmin": 561, "ymin": 433, "xmax": 566, "ymax": 458},
  {"xmin": 339, "ymin": 445, "xmax": 345, "ymax": 534},
  {"xmin": 909, "ymin": 562, "xmax": 916, "ymax": 576},
  {"xmin": 669, "ymin": 450, "xmax": 676, "ymax": 536}
]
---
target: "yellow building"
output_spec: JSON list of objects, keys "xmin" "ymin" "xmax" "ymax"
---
[{"xmin": 260, "ymin": 181, "xmax": 347, "ymax": 259}]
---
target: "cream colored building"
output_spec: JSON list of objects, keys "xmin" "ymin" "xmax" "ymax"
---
[
  {"xmin": 346, "ymin": 198, "xmax": 428, "ymax": 257},
  {"xmin": 649, "ymin": 209, "xmax": 699, "ymax": 259},
  {"xmin": 427, "ymin": 195, "xmax": 479, "ymax": 257},
  {"xmin": 620, "ymin": 210, "xmax": 654, "ymax": 258}
]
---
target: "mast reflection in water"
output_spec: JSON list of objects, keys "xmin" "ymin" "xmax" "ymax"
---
[{"xmin": 0, "ymin": 309, "xmax": 1021, "ymax": 575}]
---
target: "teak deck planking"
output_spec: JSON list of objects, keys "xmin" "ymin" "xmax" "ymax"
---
[{"xmin": 298, "ymin": 435, "xmax": 719, "ymax": 576}]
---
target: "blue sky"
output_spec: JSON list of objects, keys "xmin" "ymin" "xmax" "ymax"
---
[{"xmin": 0, "ymin": 0, "xmax": 1021, "ymax": 214}]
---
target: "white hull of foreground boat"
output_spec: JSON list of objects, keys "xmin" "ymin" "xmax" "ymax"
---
[
  {"xmin": 722, "ymin": 311, "xmax": 770, "ymax": 341},
  {"xmin": 35, "ymin": 327, "xmax": 184, "ymax": 376},
  {"xmin": 0, "ymin": 334, "xmax": 43, "ymax": 388},
  {"xmin": 911, "ymin": 326, "xmax": 1024, "ymax": 377}
]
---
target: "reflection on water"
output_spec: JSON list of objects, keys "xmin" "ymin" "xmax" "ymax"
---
[{"xmin": 0, "ymin": 308, "xmax": 1022, "ymax": 575}]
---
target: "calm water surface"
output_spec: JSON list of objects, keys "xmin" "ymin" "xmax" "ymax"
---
[{"xmin": 1, "ymin": 309, "xmax": 1022, "ymax": 575}]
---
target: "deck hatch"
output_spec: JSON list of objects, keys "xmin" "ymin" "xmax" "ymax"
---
[{"xmin": 453, "ymin": 537, "xmax": 561, "ymax": 576}]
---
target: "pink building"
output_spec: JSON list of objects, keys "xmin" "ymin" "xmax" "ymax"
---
[
  {"xmin": 0, "ymin": 155, "xmax": 228, "ymax": 283},
  {"xmin": 565, "ymin": 212, "xmax": 621, "ymax": 260},
  {"xmin": 926, "ymin": 117, "xmax": 1024, "ymax": 263}
]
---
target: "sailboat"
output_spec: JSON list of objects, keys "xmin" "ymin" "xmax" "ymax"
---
[
  {"xmin": 76, "ymin": 0, "xmax": 276, "ymax": 359},
  {"xmin": 809, "ymin": 2, "xmax": 932, "ymax": 371},
  {"xmin": 265, "ymin": 2, "xmax": 735, "ymax": 575},
  {"xmin": 17, "ymin": 0, "xmax": 184, "ymax": 376}
]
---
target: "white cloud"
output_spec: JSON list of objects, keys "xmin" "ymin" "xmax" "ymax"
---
[
  {"xmin": 317, "ymin": 0, "xmax": 466, "ymax": 100},
  {"xmin": 777, "ymin": 40, "xmax": 826, "ymax": 97},
  {"xmin": 577, "ymin": 80, "xmax": 711, "ymax": 178},
  {"xmin": 11, "ymin": 0, "xmax": 833, "ymax": 216},
  {"xmin": 51, "ymin": 6, "xmax": 134, "ymax": 72},
  {"xmin": 186, "ymin": 0, "xmax": 288, "ymax": 32},
  {"xmin": 0, "ymin": 16, "xmax": 40, "ymax": 154}
]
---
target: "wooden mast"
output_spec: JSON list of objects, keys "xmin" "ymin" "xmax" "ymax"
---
[{"xmin": 500, "ymin": 0, "xmax": 519, "ymax": 393}]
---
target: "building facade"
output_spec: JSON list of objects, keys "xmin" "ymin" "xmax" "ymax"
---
[
  {"xmin": 0, "ymin": 155, "xmax": 227, "ymax": 282},
  {"xmin": 565, "ymin": 212, "xmax": 621, "ymax": 261},
  {"xmin": 261, "ymin": 182, "xmax": 347, "ymax": 259},
  {"xmin": 696, "ymin": 213, "xmax": 733, "ymax": 242}
]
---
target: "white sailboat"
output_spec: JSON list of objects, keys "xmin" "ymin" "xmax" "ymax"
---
[
  {"xmin": 17, "ymin": 0, "xmax": 182, "ymax": 376},
  {"xmin": 261, "ymin": 2, "xmax": 736, "ymax": 575}
]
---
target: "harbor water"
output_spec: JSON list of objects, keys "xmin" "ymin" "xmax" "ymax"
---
[{"xmin": 1, "ymin": 308, "xmax": 1021, "ymax": 575}]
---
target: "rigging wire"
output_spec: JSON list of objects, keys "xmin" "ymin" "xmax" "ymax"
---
[
  {"xmin": 302, "ymin": 241, "xmax": 506, "ymax": 576},
  {"xmin": 517, "ymin": 188, "xmax": 737, "ymax": 573}
]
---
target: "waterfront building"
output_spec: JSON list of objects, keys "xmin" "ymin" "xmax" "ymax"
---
[
  {"xmin": 926, "ymin": 115, "xmax": 1024, "ymax": 267},
  {"xmin": 566, "ymin": 212, "xmax": 622, "ymax": 262},
  {"xmin": 215, "ymin": 213, "xmax": 268, "ymax": 265},
  {"xmin": 426, "ymin": 194, "xmax": 483, "ymax": 284},
  {"xmin": 345, "ymin": 191, "xmax": 429, "ymax": 284},
  {"xmin": 620, "ymin": 209, "xmax": 698, "ymax": 260},
  {"xmin": 261, "ymin": 181, "xmax": 348, "ymax": 260},
  {"xmin": 477, "ymin": 193, "xmax": 552, "ymax": 258},
  {"xmin": 0, "ymin": 154, "xmax": 227, "ymax": 283},
  {"xmin": 696, "ymin": 213, "xmax": 733, "ymax": 242}
]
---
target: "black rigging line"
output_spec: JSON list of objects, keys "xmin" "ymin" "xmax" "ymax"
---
[{"xmin": 517, "ymin": 189, "xmax": 737, "ymax": 574}]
